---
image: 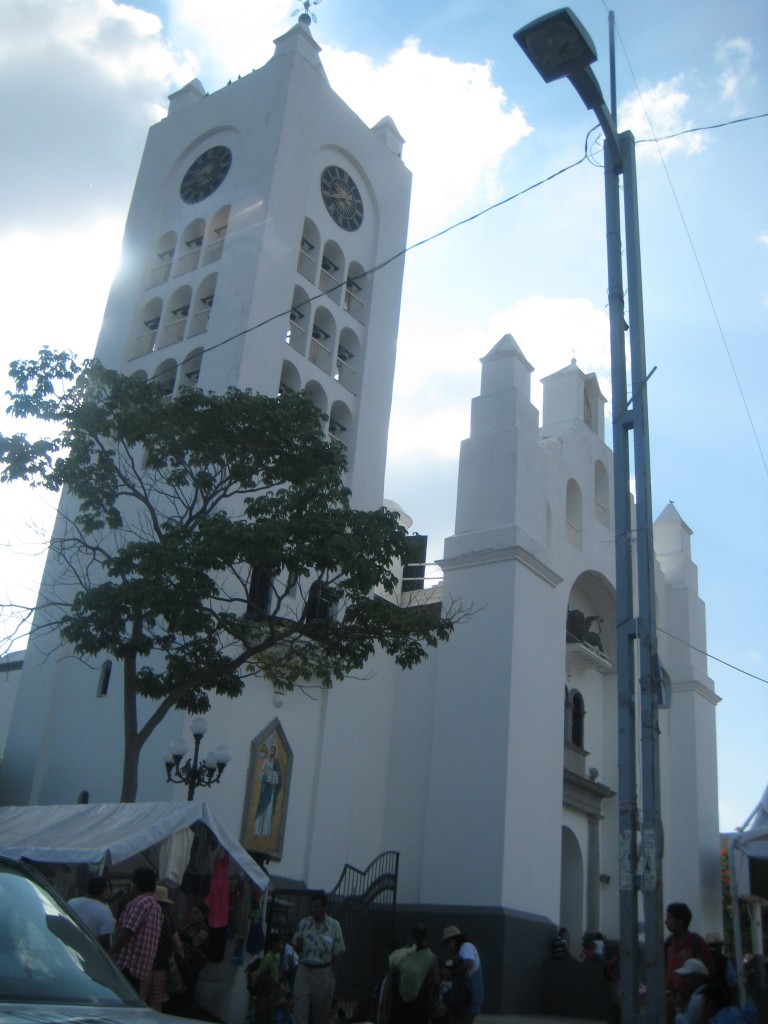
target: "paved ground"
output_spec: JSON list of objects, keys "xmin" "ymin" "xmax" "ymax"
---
[{"xmin": 477, "ymin": 1015, "xmax": 607, "ymax": 1024}]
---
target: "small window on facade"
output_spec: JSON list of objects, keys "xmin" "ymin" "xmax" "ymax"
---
[
  {"xmin": 595, "ymin": 460, "xmax": 609, "ymax": 526},
  {"xmin": 246, "ymin": 565, "xmax": 273, "ymax": 620},
  {"xmin": 571, "ymin": 691, "xmax": 585, "ymax": 748},
  {"xmin": 97, "ymin": 659, "xmax": 112, "ymax": 697},
  {"xmin": 77, "ymin": 790, "xmax": 90, "ymax": 804},
  {"xmin": 564, "ymin": 686, "xmax": 570, "ymax": 741},
  {"xmin": 305, "ymin": 579, "xmax": 334, "ymax": 621},
  {"xmin": 566, "ymin": 479, "xmax": 583, "ymax": 549}
]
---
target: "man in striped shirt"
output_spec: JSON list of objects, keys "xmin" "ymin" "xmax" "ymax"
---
[{"xmin": 111, "ymin": 867, "xmax": 163, "ymax": 994}]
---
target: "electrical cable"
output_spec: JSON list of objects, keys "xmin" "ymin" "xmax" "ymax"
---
[
  {"xmin": 603, "ymin": 12, "xmax": 767, "ymax": 474},
  {"xmin": 145, "ymin": 109, "xmax": 766, "ymax": 389},
  {"xmin": 655, "ymin": 625, "xmax": 768, "ymax": 685},
  {"xmin": 144, "ymin": 141, "xmax": 592, "ymax": 373}
]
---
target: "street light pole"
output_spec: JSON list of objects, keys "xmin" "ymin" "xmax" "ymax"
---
[{"xmin": 514, "ymin": 10, "xmax": 663, "ymax": 1023}]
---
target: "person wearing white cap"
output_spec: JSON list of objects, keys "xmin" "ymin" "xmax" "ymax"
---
[{"xmin": 673, "ymin": 958, "xmax": 711, "ymax": 1024}]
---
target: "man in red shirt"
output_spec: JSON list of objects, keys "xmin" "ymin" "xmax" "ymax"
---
[
  {"xmin": 664, "ymin": 902, "xmax": 714, "ymax": 1021},
  {"xmin": 111, "ymin": 867, "xmax": 163, "ymax": 994}
]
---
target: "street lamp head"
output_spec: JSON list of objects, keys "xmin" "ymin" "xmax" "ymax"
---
[
  {"xmin": 189, "ymin": 716, "xmax": 208, "ymax": 739},
  {"xmin": 214, "ymin": 744, "xmax": 232, "ymax": 767},
  {"xmin": 513, "ymin": 8, "xmax": 597, "ymax": 84},
  {"xmin": 169, "ymin": 737, "xmax": 188, "ymax": 761}
]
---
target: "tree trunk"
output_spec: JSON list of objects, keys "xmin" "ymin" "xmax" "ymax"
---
[{"xmin": 121, "ymin": 653, "xmax": 140, "ymax": 802}]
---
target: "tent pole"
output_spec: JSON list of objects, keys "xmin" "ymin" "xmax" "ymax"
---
[{"xmin": 730, "ymin": 835, "xmax": 747, "ymax": 1009}]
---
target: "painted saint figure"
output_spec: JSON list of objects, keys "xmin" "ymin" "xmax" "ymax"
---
[{"xmin": 254, "ymin": 744, "xmax": 282, "ymax": 837}]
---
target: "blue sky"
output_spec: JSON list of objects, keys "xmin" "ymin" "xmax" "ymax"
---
[{"xmin": 0, "ymin": 0, "xmax": 766, "ymax": 832}]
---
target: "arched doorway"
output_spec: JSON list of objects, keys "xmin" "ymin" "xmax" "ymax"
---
[{"xmin": 560, "ymin": 826, "xmax": 584, "ymax": 945}]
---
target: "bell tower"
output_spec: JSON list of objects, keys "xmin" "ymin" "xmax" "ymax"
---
[
  {"xmin": 95, "ymin": 17, "xmax": 411, "ymax": 511},
  {"xmin": 0, "ymin": 16, "xmax": 411, "ymax": 807}
]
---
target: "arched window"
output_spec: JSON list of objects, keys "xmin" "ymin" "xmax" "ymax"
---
[
  {"xmin": 134, "ymin": 298, "xmax": 163, "ymax": 357},
  {"xmin": 319, "ymin": 241, "xmax": 345, "ymax": 305},
  {"xmin": 329, "ymin": 399, "xmax": 352, "ymax": 465},
  {"xmin": 309, "ymin": 307, "xmax": 336, "ymax": 374},
  {"xmin": 154, "ymin": 359, "xmax": 178, "ymax": 397},
  {"xmin": 287, "ymin": 286, "xmax": 310, "ymax": 356},
  {"xmin": 159, "ymin": 286, "xmax": 192, "ymax": 349},
  {"xmin": 344, "ymin": 260, "xmax": 368, "ymax": 325},
  {"xmin": 594, "ymin": 460, "xmax": 609, "ymax": 526},
  {"xmin": 204, "ymin": 206, "xmax": 230, "ymax": 265},
  {"xmin": 304, "ymin": 380, "xmax": 328, "ymax": 420},
  {"xmin": 298, "ymin": 218, "xmax": 320, "ymax": 283},
  {"xmin": 180, "ymin": 348, "xmax": 204, "ymax": 388},
  {"xmin": 189, "ymin": 274, "xmax": 216, "ymax": 337},
  {"xmin": 146, "ymin": 230, "xmax": 176, "ymax": 288},
  {"xmin": 571, "ymin": 691, "xmax": 585, "ymax": 748},
  {"xmin": 175, "ymin": 219, "xmax": 206, "ymax": 276},
  {"xmin": 335, "ymin": 327, "xmax": 360, "ymax": 394},
  {"xmin": 279, "ymin": 360, "xmax": 302, "ymax": 396},
  {"xmin": 566, "ymin": 479, "xmax": 582, "ymax": 549}
]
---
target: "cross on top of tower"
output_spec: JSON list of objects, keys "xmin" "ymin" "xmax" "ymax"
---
[{"xmin": 291, "ymin": 0, "xmax": 322, "ymax": 26}]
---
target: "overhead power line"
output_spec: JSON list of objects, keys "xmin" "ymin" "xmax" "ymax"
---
[
  {"xmin": 142, "ymin": 108, "xmax": 766, "ymax": 381},
  {"xmin": 656, "ymin": 625, "xmax": 768, "ymax": 686}
]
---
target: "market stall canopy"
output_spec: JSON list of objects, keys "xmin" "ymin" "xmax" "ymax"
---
[
  {"xmin": 731, "ymin": 783, "xmax": 768, "ymax": 896},
  {"xmin": 0, "ymin": 801, "xmax": 268, "ymax": 890}
]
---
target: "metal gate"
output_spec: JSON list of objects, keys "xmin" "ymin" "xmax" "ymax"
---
[{"xmin": 268, "ymin": 850, "xmax": 399, "ymax": 1013}]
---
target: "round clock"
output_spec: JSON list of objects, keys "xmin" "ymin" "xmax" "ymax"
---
[
  {"xmin": 320, "ymin": 165, "xmax": 364, "ymax": 231},
  {"xmin": 180, "ymin": 146, "xmax": 232, "ymax": 204}
]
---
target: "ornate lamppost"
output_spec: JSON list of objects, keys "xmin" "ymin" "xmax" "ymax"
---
[{"xmin": 163, "ymin": 717, "xmax": 231, "ymax": 801}]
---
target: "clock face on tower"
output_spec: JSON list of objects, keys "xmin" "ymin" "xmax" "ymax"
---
[
  {"xmin": 320, "ymin": 165, "xmax": 364, "ymax": 231},
  {"xmin": 180, "ymin": 146, "xmax": 232, "ymax": 204}
]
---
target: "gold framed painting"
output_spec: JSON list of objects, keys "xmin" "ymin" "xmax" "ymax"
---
[{"xmin": 241, "ymin": 718, "xmax": 292, "ymax": 861}]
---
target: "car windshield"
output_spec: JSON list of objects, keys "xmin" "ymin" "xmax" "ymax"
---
[{"xmin": 0, "ymin": 862, "xmax": 141, "ymax": 1006}]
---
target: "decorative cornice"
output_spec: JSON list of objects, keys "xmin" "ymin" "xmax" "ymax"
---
[
  {"xmin": 563, "ymin": 768, "xmax": 616, "ymax": 817},
  {"xmin": 438, "ymin": 545, "xmax": 562, "ymax": 588},
  {"xmin": 670, "ymin": 678, "xmax": 721, "ymax": 706}
]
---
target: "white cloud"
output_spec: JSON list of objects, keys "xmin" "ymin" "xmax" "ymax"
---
[
  {"xmin": 716, "ymin": 37, "xmax": 755, "ymax": 111},
  {"xmin": 0, "ymin": 221, "xmax": 123, "ymax": 364},
  {"xmin": 619, "ymin": 76, "xmax": 705, "ymax": 159},
  {"xmin": 323, "ymin": 38, "xmax": 532, "ymax": 235},
  {"xmin": 0, "ymin": 2, "xmax": 196, "ymax": 234},
  {"xmin": 166, "ymin": 0, "xmax": 288, "ymax": 81}
]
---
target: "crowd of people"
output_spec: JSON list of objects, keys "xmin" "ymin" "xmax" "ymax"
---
[
  {"xmin": 67, "ymin": 870, "xmax": 762, "ymax": 1024},
  {"xmin": 663, "ymin": 901, "xmax": 760, "ymax": 1024},
  {"xmin": 67, "ymin": 866, "xmax": 213, "ymax": 1017},
  {"xmin": 243, "ymin": 911, "xmax": 483, "ymax": 1024},
  {"xmin": 547, "ymin": 901, "xmax": 761, "ymax": 1023}
]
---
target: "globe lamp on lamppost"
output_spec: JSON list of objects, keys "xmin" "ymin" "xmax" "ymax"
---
[
  {"xmin": 163, "ymin": 716, "xmax": 231, "ymax": 801},
  {"xmin": 514, "ymin": 10, "xmax": 663, "ymax": 1024}
]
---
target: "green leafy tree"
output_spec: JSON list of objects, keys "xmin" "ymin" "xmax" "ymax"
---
[{"xmin": 1, "ymin": 350, "xmax": 458, "ymax": 801}]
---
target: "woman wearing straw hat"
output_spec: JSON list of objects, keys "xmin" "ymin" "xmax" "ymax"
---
[{"xmin": 441, "ymin": 926, "xmax": 483, "ymax": 1024}]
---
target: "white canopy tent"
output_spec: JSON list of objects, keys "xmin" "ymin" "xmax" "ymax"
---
[
  {"xmin": 728, "ymin": 784, "xmax": 768, "ymax": 1006},
  {"xmin": 0, "ymin": 800, "xmax": 268, "ymax": 891}
]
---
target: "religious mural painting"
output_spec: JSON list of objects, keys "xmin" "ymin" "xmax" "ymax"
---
[{"xmin": 241, "ymin": 718, "xmax": 292, "ymax": 861}]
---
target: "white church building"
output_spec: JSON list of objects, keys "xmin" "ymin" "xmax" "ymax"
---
[{"xmin": 0, "ymin": 15, "xmax": 723, "ymax": 1014}]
